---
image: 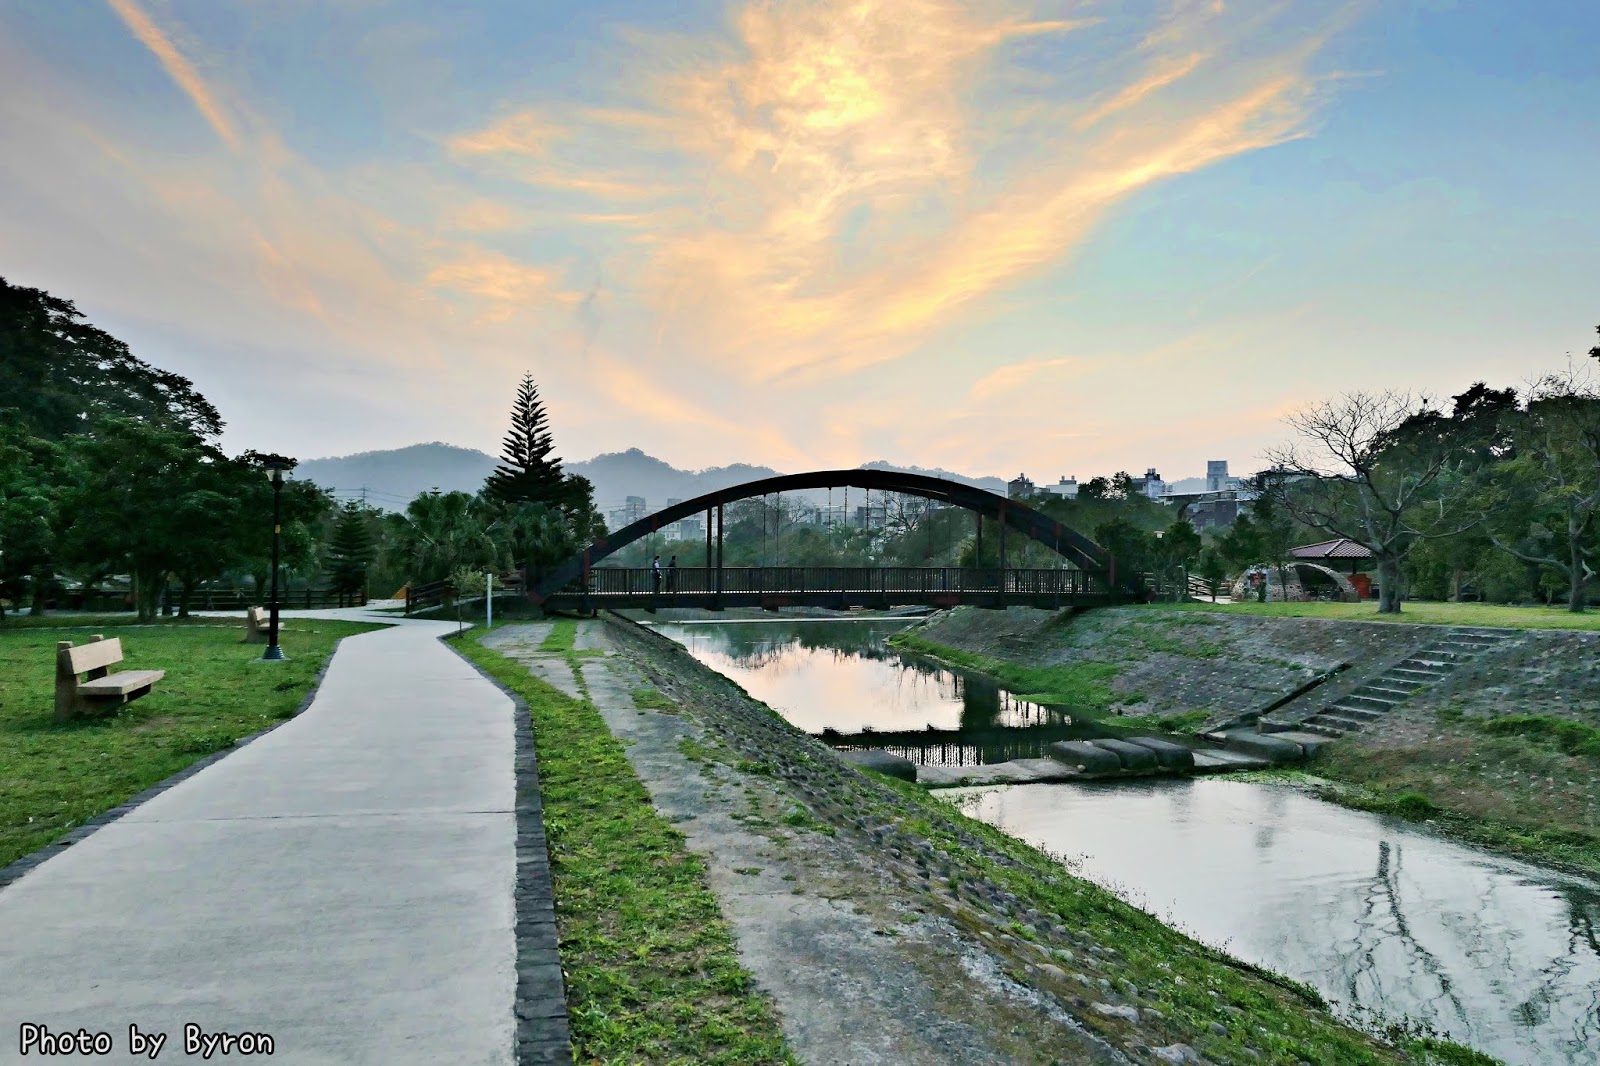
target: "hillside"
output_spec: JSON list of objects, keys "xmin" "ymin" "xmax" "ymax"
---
[{"xmin": 292, "ymin": 442, "xmax": 1016, "ymax": 513}]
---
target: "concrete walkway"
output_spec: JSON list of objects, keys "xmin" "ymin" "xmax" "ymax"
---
[{"xmin": 0, "ymin": 613, "xmax": 561, "ymax": 1065}]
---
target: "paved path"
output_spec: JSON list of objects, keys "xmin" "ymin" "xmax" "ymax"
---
[{"xmin": 0, "ymin": 613, "xmax": 562, "ymax": 1065}]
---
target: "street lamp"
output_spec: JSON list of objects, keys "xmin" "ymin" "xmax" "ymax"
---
[{"xmin": 261, "ymin": 457, "xmax": 295, "ymax": 661}]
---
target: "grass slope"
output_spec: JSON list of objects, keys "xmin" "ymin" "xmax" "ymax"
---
[
  {"xmin": 1170, "ymin": 601, "xmax": 1600, "ymax": 632},
  {"xmin": 889, "ymin": 629, "xmax": 1121, "ymax": 712},
  {"xmin": 454, "ymin": 636, "xmax": 794, "ymax": 1065},
  {"xmin": 1308, "ymin": 711, "xmax": 1600, "ymax": 876},
  {"xmin": 0, "ymin": 619, "xmax": 379, "ymax": 867}
]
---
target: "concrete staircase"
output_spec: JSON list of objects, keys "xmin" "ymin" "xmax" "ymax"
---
[{"xmin": 1261, "ymin": 627, "xmax": 1520, "ymax": 738}]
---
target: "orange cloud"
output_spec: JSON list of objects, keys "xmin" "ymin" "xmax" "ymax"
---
[
  {"xmin": 105, "ymin": 0, "xmax": 240, "ymax": 150},
  {"xmin": 448, "ymin": 110, "xmax": 562, "ymax": 157},
  {"xmin": 454, "ymin": 0, "xmax": 1352, "ymax": 386},
  {"xmin": 968, "ymin": 357, "xmax": 1077, "ymax": 401}
]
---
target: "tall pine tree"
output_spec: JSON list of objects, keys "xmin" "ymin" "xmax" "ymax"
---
[
  {"xmin": 485, "ymin": 374, "xmax": 570, "ymax": 507},
  {"xmin": 326, "ymin": 500, "xmax": 377, "ymax": 598}
]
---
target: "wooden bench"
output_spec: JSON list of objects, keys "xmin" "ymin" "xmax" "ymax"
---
[
  {"xmin": 55, "ymin": 635, "xmax": 165, "ymax": 720},
  {"xmin": 244, "ymin": 605, "xmax": 268, "ymax": 643}
]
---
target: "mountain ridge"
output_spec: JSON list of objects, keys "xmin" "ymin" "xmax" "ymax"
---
[{"xmin": 293, "ymin": 442, "xmax": 1013, "ymax": 512}]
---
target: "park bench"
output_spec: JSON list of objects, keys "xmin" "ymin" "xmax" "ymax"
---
[
  {"xmin": 55, "ymin": 635, "xmax": 165, "ymax": 720},
  {"xmin": 244, "ymin": 605, "xmax": 267, "ymax": 643}
]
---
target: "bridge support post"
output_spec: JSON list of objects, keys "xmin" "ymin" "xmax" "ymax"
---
[{"xmin": 715, "ymin": 502, "xmax": 724, "ymax": 606}]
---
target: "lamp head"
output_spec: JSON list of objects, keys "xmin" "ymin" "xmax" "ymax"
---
[{"xmin": 262, "ymin": 456, "xmax": 295, "ymax": 485}]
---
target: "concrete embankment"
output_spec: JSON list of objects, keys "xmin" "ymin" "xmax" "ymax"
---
[
  {"xmin": 592, "ymin": 611, "xmax": 1445, "ymax": 1066},
  {"xmin": 900, "ymin": 605, "xmax": 1600, "ymax": 875}
]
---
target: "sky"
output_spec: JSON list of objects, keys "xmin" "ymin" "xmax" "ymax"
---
[{"xmin": 1, "ymin": 0, "xmax": 1596, "ymax": 484}]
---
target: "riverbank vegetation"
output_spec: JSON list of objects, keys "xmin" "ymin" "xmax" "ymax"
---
[
  {"xmin": 453, "ymin": 637, "xmax": 793, "ymax": 1064},
  {"xmin": 1167, "ymin": 600, "xmax": 1600, "ymax": 632},
  {"xmin": 0, "ymin": 619, "xmax": 378, "ymax": 868},
  {"xmin": 1306, "ymin": 709, "xmax": 1600, "ymax": 876}
]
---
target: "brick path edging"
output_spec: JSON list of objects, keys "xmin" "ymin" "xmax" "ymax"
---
[{"xmin": 442, "ymin": 634, "xmax": 574, "ymax": 1066}]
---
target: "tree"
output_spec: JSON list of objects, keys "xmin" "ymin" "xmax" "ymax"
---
[
  {"xmin": 1265, "ymin": 391, "xmax": 1480, "ymax": 613},
  {"xmin": 326, "ymin": 501, "xmax": 378, "ymax": 600},
  {"xmin": 1196, "ymin": 546, "xmax": 1228, "ymax": 602},
  {"xmin": 1151, "ymin": 519, "xmax": 1202, "ymax": 601},
  {"xmin": 59, "ymin": 420, "xmax": 235, "ymax": 620},
  {"xmin": 1486, "ymin": 371, "xmax": 1600, "ymax": 612},
  {"xmin": 0, "ymin": 276, "xmax": 222, "ymax": 440},
  {"xmin": 485, "ymin": 374, "xmax": 573, "ymax": 509},
  {"xmin": 0, "ymin": 415, "xmax": 62, "ymax": 617},
  {"xmin": 1217, "ymin": 514, "xmax": 1265, "ymax": 600}
]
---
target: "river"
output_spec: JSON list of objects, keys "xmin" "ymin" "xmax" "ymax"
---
[{"xmin": 649, "ymin": 615, "xmax": 1600, "ymax": 1066}]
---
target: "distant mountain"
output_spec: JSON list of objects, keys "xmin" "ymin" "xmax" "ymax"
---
[
  {"xmin": 294, "ymin": 443, "xmax": 497, "ymax": 508},
  {"xmin": 293, "ymin": 442, "xmax": 1011, "ymax": 513},
  {"xmin": 567, "ymin": 449, "xmax": 786, "ymax": 511},
  {"xmin": 858, "ymin": 460, "xmax": 1008, "ymax": 497}
]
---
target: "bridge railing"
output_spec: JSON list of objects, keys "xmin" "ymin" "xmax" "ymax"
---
[{"xmin": 578, "ymin": 566, "xmax": 1103, "ymax": 597}]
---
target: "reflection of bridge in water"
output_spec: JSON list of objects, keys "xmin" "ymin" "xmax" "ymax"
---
[{"xmin": 529, "ymin": 468, "xmax": 1120, "ymax": 612}]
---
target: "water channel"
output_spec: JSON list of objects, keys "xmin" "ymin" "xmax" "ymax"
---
[{"xmin": 649, "ymin": 615, "xmax": 1600, "ymax": 1066}]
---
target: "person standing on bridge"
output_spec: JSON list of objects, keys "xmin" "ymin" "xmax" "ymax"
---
[
  {"xmin": 652, "ymin": 555, "xmax": 662, "ymax": 593},
  {"xmin": 667, "ymin": 555, "xmax": 678, "ymax": 592}
]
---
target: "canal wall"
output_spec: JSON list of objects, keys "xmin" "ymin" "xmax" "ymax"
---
[
  {"xmin": 901, "ymin": 605, "xmax": 1600, "ymax": 729},
  {"xmin": 598, "ymin": 611, "xmax": 1444, "ymax": 1066},
  {"xmin": 905, "ymin": 605, "xmax": 1600, "ymax": 876}
]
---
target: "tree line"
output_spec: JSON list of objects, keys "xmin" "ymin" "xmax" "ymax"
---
[{"xmin": 0, "ymin": 277, "xmax": 602, "ymax": 621}]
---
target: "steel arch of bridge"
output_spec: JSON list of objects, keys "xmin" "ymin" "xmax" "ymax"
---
[{"xmin": 528, "ymin": 468, "xmax": 1113, "ymax": 605}]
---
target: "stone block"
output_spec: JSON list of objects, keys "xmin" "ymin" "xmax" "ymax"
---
[
  {"xmin": 1089, "ymin": 738, "xmax": 1159, "ymax": 771},
  {"xmin": 1045, "ymin": 740, "xmax": 1121, "ymax": 776},
  {"xmin": 836, "ymin": 748, "xmax": 918, "ymax": 782},
  {"xmin": 1221, "ymin": 730, "xmax": 1305, "ymax": 763},
  {"xmin": 1125, "ymin": 736, "xmax": 1195, "ymax": 771}
]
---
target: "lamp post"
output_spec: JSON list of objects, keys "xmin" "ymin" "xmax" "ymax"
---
[{"xmin": 262, "ymin": 458, "xmax": 295, "ymax": 661}]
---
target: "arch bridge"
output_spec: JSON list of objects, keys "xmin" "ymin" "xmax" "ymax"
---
[{"xmin": 530, "ymin": 469, "xmax": 1119, "ymax": 612}]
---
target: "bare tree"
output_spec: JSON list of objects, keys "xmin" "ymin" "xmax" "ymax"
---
[
  {"xmin": 1264, "ymin": 390, "xmax": 1479, "ymax": 614},
  {"xmin": 1487, "ymin": 370, "xmax": 1600, "ymax": 612}
]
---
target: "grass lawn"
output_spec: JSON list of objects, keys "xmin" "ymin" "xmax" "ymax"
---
[
  {"xmin": 1165, "ymin": 600, "xmax": 1600, "ymax": 631},
  {"xmin": 454, "ymin": 637, "xmax": 793, "ymax": 1065},
  {"xmin": 0, "ymin": 619, "xmax": 381, "ymax": 868}
]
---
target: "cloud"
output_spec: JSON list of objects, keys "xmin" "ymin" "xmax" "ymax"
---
[
  {"xmin": 968, "ymin": 357, "xmax": 1076, "ymax": 400},
  {"xmin": 104, "ymin": 0, "xmax": 240, "ymax": 150},
  {"xmin": 456, "ymin": 0, "xmax": 1354, "ymax": 385},
  {"xmin": 447, "ymin": 110, "xmax": 562, "ymax": 157},
  {"xmin": 426, "ymin": 251, "xmax": 577, "ymax": 319}
]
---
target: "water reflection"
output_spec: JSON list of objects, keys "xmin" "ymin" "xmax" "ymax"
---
[
  {"xmin": 652, "ymin": 618, "xmax": 1096, "ymax": 764},
  {"xmin": 956, "ymin": 778, "xmax": 1600, "ymax": 1066}
]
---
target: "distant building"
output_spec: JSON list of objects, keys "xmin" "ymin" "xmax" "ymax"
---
[
  {"xmin": 1007, "ymin": 473, "xmax": 1036, "ymax": 499},
  {"xmin": 1205, "ymin": 460, "xmax": 1242, "ymax": 493},
  {"xmin": 1161, "ymin": 461, "xmax": 1256, "ymax": 531},
  {"xmin": 853, "ymin": 504, "xmax": 888, "ymax": 529},
  {"xmin": 666, "ymin": 497, "xmax": 683, "ymax": 509},
  {"xmin": 1130, "ymin": 467, "xmax": 1165, "ymax": 500},
  {"xmin": 1043, "ymin": 476, "xmax": 1078, "ymax": 500},
  {"xmin": 672, "ymin": 518, "xmax": 703, "ymax": 541}
]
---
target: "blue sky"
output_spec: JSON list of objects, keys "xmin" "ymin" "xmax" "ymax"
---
[{"xmin": 1, "ymin": 0, "xmax": 1595, "ymax": 482}]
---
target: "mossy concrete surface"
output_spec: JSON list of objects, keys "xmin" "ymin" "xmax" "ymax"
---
[{"xmin": 591, "ymin": 612, "xmax": 1474, "ymax": 1066}]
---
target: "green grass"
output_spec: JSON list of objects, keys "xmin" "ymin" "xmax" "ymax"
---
[
  {"xmin": 1308, "ymin": 724, "xmax": 1600, "ymax": 876},
  {"xmin": 540, "ymin": 617, "xmax": 579, "ymax": 652},
  {"xmin": 1473, "ymin": 714, "xmax": 1600, "ymax": 759},
  {"xmin": 1163, "ymin": 600, "xmax": 1600, "ymax": 631},
  {"xmin": 0, "ymin": 612, "xmax": 225, "ymax": 630},
  {"xmin": 454, "ymin": 639, "xmax": 793, "ymax": 1065},
  {"xmin": 0, "ymin": 620, "xmax": 380, "ymax": 867},
  {"xmin": 888, "ymin": 630, "xmax": 1121, "ymax": 712}
]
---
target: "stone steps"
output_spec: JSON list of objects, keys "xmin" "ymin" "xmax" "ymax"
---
[{"xmin": 1264, "ymin": 626, "xmax": 1521, "ymax": 740}]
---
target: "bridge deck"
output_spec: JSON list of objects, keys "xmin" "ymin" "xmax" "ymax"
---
[{"xmin": 537, "ymin": 565, "xmax": 1111, "ymax": 611}]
